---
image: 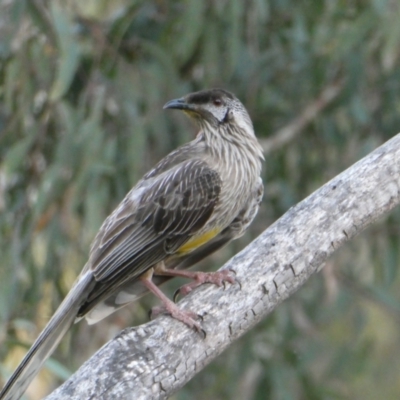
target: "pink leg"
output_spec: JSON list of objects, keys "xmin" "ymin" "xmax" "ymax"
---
[
  {"xmin": 140, "ymin": 273, "xmax": 202, "ymax": 331},
  {"xmin": 155, "ymin": 267, "xmax": 237, "ymax": 301}
]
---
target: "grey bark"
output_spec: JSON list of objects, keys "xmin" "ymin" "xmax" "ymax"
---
[{"xmin": 46, "ymin": 133, "xmax": 400, "ymax": 400}]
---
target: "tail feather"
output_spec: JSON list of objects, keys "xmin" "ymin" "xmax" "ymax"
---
[{"xmin": 0, "ymin": 272, "xmax": 94, "ymax": 400}]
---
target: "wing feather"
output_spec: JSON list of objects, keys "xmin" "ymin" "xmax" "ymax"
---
[{"xmin": 78, "ymin": 159, "xmax": 221, "ymax": 316}]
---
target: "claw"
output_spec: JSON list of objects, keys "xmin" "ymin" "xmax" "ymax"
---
[
  {"xmin": 228, "ymin": 268, "xmax": 237, "ymax": 276},
  {"xmin": 226, "ymin": 268, "xmax": 242, "ymax": 289},
  {"xmin": 173, "ymin": 288, "xmax": 181, "ymax": 303},
  {"xmin": 200, "ymin": 328, "xmax": 207, "ymax": 339}
]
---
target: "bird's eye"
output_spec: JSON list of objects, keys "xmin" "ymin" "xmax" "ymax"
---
[{"xmin": 213, "ymin": 99, "xmax": 222, "ymax": 106}]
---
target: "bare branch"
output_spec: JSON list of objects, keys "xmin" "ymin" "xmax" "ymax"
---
[
  {"xmin": 46, "ymin": 133, "xmax": 400, "ymax": 400},
  {"xmin": 260, "ymin": 80, "xmax": 344, "ymax": 154}
]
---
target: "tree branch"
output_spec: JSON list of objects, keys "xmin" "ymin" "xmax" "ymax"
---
[
  {"xmin": 46, "ymin": 133, "xmax": 400, "ymax": 400},
  {"xmin": 260, "ymin": 80, "xmax": 344, "ymax": 154}
]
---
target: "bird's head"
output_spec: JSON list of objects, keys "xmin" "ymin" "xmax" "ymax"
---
[{"xmin": 164, "ymin": 88, "xmax": 254, "ymax": 134}]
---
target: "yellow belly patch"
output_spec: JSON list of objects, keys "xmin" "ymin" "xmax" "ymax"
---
[{"xmin": 177, "ymin": 228, "xmax": 221, "ymax": 254}]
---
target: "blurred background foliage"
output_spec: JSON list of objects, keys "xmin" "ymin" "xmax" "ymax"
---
[{"xmin": 1, "ymin": 0, "xmax": 400, "ymax": 399}]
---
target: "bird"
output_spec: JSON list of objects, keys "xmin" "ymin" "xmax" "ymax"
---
[{"xmin": 0, "ymin": 88, "xmax": 264, "ymax": 400}]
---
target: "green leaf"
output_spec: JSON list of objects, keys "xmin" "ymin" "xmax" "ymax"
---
[
  {"xmin": 2, "ymin": 136, "xmax": 34, "ymax": 176},
  {"xmin": 170, "ymin": 0, "xmax": 205, "ymax": 65},
  {"xmin": 49, "ymin": 4, "xmax": 81, "ymax": 101}
]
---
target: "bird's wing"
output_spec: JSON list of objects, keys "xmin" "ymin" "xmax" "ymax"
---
[
  {"xmin": 81, "ymin": 228, "xmax": 235, "ymax": 325},
  {"xmin": 165, "ymin": 176, "xmax": 263, "ymax": 271},
  {"xmin": 165, "ymin": 226, "xmax": 235, "ymax": 271},
  {"xmin": 78, "ymin": 159, "xmax": 221, "ymax": 316},
  {"xmin": 82, "ymin": 175, "xmax": 262, "ymax": 323}
]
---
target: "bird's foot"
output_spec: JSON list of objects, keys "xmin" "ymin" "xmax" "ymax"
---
[
  {"xmin": 150, "ymin": 302, "xmax": 203, "ymax": 333},
  {"xmin": 141, "ymin": 270, "xmax": 204, "ymax": 333},
  {"xmin": 173, "ymin": 269, "xmax": 237, "ymax": 302}
]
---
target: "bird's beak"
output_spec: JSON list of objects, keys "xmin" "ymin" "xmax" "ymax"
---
[{"xmin": 163, "ymin": 97, "xmax": 192, "ymax": 111}]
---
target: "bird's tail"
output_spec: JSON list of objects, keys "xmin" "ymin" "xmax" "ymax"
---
[{"xmin": 0, "ymin": 272, "xmax": 93, "ymax": 400}]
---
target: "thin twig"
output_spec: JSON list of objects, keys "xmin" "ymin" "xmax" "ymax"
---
[{"xmin": 260, "ymin": 80, "xmax": 344, "ymax": 154}]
